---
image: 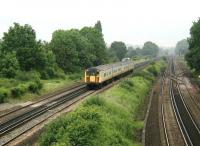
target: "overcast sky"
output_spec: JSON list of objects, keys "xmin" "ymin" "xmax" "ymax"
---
[{"xmin": 0, "ymin": 0, "xmax": 199, "ymax": 47}]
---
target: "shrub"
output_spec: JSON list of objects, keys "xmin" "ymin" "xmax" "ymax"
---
[
  {"xmin": 0, "ymin": 88, "xmax": 9, "ymax": 103},
  {"xmin": 15, "ymin": 71, "xmax": 40, "ymax": 81},
  {"xmin": 39, "ymin": 106, "xmax": 102, "ymax": 146},
  {"xmin": 68, "ymin": 72, "xmax": 83, "ymax": 80},
  {"xmin": 28, "ymin": 79, "xmax": 43, "ymax": 93},
  {"xmin": 11, "ymin": 84, "xmax": 28, "ymax": 97},
  {"xmin": 84, "ymin": 96, "xmax": 106, "ymax": 107},
  {"xmin": 40, "ymin": 71, "xmax": 50, "ymax": 79},
  {"xmin": 0, "ymin": 53, "xmax": 20, "ymax": 78},
  {"xmin": 120, "ymin": 79, "xmax": 134, "ymax": 90},
  {"xmin": 65, "ymin": 107, "xmax": 102, "ymax": 146},
  {"xmin": 40, "ymin": 67, "xmax": 66, "ymax": 79},
  {"xmin": 147, "ymin": 65, "xmax": 158, "ymax": 76}
]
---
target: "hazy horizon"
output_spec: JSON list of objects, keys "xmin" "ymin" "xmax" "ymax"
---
[{"xmin": 0, "ymin": 0, "xmax": 200, "ymax": 48}]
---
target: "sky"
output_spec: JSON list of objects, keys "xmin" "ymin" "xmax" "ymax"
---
[{"xmin": 0, "ymin": 0, "xmax": 200, "ymax": 47}]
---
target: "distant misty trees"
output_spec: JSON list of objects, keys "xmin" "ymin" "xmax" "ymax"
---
[
  {"xmin": 108, "ymin": 41, "xmax": 160, "ymax": 61},
  {"xmin": 175, "ymin": 39, "xmax": 189, "ymax": 56}
]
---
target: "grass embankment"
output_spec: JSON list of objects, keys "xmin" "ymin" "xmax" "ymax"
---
[
  {"xmin": 38, "ymin": 59, "xmax": 166, "ymax": 146},
  {"xmin": 0, "ymin": 72, "xmax": 83, "ymax": 104}
]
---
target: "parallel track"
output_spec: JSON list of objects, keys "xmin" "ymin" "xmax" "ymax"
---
[
  {"xmin": 0, "ymin": 60, "xmax": 153, "ymax": 146},
  {"xmin": 170, "ymin": 58, "xmax": 200, "ymax": 146},
  {"xmin": 0, "ymin": 85, "xmax": 88, "ymax": 136},
  {"xmin": 0, "ymin": 82, "xmax": 85, "ymax": 119}
]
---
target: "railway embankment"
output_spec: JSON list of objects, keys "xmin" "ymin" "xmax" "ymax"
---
[{"xmin": 38, "ymin": 59, "xmax": 166, "ymax": 146}]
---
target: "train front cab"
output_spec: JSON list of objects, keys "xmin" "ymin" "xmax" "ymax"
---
[{"xmin": 85, "ymin": 68, "xmax": 100, "ymax": 89}]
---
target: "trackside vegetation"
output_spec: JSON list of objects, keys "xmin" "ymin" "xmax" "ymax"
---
[
  {"xmin": 0, "ymin": 21, "xmax": 161, "ymax": 104},
  {"xmin": 38, "ymin": 59, "xmax": 166, "ymax": 146}
]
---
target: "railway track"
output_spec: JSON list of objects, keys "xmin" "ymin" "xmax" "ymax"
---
[
  {"xmin": 144, "ymin": 57, "xmax": 200, "ymax": 146},
  {"xmin": 0, "ymin": 60, "xmax": 154, "ymax": 146},
  {"xmin": 0, "ymin": 84, "xmax": 95, "ymax": 146},
  {"xmin": 0, "ymin": 82, "xmax": 85, "ymax": 119},
  {"xmin": 175, "ymin": 60, "xmax": 200, "ymax": 129},
  {"xmin": 170, "ymin": 58, "xmax": 200, "ymax": 146}
]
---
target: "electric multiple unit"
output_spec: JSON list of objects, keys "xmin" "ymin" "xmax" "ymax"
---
[{"xmin": 85, "ymin": 58, "xmax": 134, "ymax": 86}]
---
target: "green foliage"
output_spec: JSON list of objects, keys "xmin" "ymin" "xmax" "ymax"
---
[
  {"xmin": 84, "ymin": 95, "xmax": 106, "ymax": 107},
  {"xmin": 39, "ymin": 60, "xmax": 166, "ymax": 146},
  {"xmin": 15, "ymin": 71, "xmax": 40, "ymax": 81},
  {"xmin": 0, "ymin": 53, "xmax": 20, "ymax": 78},
  {"xmin": 16, "ymin": 47, "xmax": 47, "ymax": 71},
  {"xmin": 185, "ymin": 18, "xmax": 200, "ymax": 72},
  {"xmin": 94, "ymin": 20, "xmax": 102, "ymax": 33},
  {"xmin": 126, "ymin": 46, "xmax": 138, "ymax": 58},
  {"xmin": 80, "ymin": 27, "xmax": 108, "ymax": 65},
  {"xmin": 39, "ymin": 106, "xmax": 103, "ymax": 146},
  {"xmin": 142, "ymin": 41, "xmax": 159, "ymax": 57},
  {"xmin": 28, "ymin": 80, "xmax": 43, "ymax": 93},
  {"xmin": 51, "ymin": 26, "xmax": 108, "ymax": 73},
  {"xmin": 0, "ymin": 88, "xmax": 9, "ymax": 103},
  {"xmin": 50, "ymin": 30, "xmax": 80, "ymax": 73},
  {"xmin": 120, "ymin": 79, "xmax": 134, "ymax": 90},
  {"xmin": 1, "ymin": 23, "xmax": 37, "ymax": 52},
  {"xmin": 11, "ymin": 84, "xmax": 28, "ymax": 97},
  {"xmin": 175, "ymin": 39, "xmax": 189, "ymax": 55},
  {"xmin": 110, "ymin": 41, "xmax": 127, "ymax": 61}
]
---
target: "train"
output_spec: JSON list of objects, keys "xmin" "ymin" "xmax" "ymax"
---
[{"xmin": 85, "ymin": 58, "xmax": 134, "ymax": 88}]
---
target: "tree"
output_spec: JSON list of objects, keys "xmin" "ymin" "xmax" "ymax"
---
[
  {"xmin": 94, "ymin": 21, "xmax": 102, "ymax": 33},
  {"xmin": 80, "ymin": 27, "xmax": 108, "ymax": 65},
  {"xmin": 126, "ymin": 46, "xmax": 137, "ymax": 58},
  {"xmin": 110, "ymin": 41, "xmax": 127, "ymax": 61},
  {"xmin": 185, "ymin": 18, "xmax": 200, "ymax": 72},
  {"xmin": 142, "ymin": 41, "xmax": 159, "ymax": 57},
  {"xmin": 16, "ymin": 47, "xmax": 48, "ymax": 71},
  {"xmin": 0, "ymin": 53, "xmax": 20, "ymax": 78},
  {"xmin": 175, "ymin": 39, "xmax": 189, "ymax": 55},
  {"xmin": 50, "ymin": 30, "xmax": 79, "ymax": 73},
  {"xmin": 1, "ymin": 23, "xmax": 37, "ymax": 53}
]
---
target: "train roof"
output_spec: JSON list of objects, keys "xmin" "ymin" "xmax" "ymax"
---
[{"xmin": 87, "ymin": 60, "xmax": 133, "ymax": 72}]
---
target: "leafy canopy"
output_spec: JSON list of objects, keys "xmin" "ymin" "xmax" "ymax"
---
[
  {"xmin": 185, "ymin": 18, "xmax": 200, "ymax": 72},
  {"xmin": 110, "ymin": 41, "xmax": 127, "ymax": 61}
]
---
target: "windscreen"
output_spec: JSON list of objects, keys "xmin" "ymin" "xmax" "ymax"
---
[{"xmin": 86, "ymin": 68, "xmax": 99, "ymax": 76}]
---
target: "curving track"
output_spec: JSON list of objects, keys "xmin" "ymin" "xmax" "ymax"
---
[
  {"xmin": 0, "ymin": 60, "xmax": 154, "ymax": 146},
  {"xmin": 145, "ymin": 57, "xmax": 200, "ymax": 146}
]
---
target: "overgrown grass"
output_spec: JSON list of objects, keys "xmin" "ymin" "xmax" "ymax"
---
[
  {"xmin": 38, "ymin": 59, "xmax": 166, "ymax": 146},
  {"xmin": 0, "ymin": 72, "xmax": 84, "ymax": 103}
]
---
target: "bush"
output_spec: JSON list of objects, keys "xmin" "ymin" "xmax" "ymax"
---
[
  {"xmin": 28, "ymin": 79, "xmax": 43, "ymax": 93},
  {"xmin": 11, "ymin": 84, "xmax": 28, "ymax": 97},
  {"xmin": 84, "ymin": 96, "xmax": 106, "ymax": 107},
  {"xmin": 147, "ymin": 65, "xmax": 158, "ymax": 76},
  {"xmin": 40, "ymin": 67, "xmax": 66, "ymax": 79},
  {"xmin": 0, "ymin": 53, "xmax": 20, "ymax": 78},
  {"xmin": 68, "ymin": 72, "xmax": 83, "ymax": 80},
  {"xmin": 0, "ymin": 88, "xmax": 9, "ymax": 103},
  {"xmin": 40, "ymin": 71, "xmax": 50, "ymax": 79},
  {"xmin": 15, "ymin": 71, "xmax": 40, "ymax": 81},
  {"xmin": 120, "ymin": 79, "xmax": 134, "ymax": 90},
  {"xmin": 39, "ymin": 106, "xmax": 102, "ymax": 146}
]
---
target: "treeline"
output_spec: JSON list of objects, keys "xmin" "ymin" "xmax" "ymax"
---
[
  {"xmin": 0, "ymin": 21, "xmax": 108, "ymax": 79},
  {"xmin": 0, "ymin": 21, "xmax": 161, "ymax": 103},
  {"xmin": 0, "ymin": 21, "xmax": 161, "ymax": 80},
  {"xmin": 185, "ymin": 18, "xmax": 200, "ymax": 72},
  {"xmin": 108, "ymin": 41, "xmax": 160, "ymax": 62}
]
